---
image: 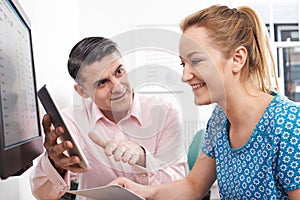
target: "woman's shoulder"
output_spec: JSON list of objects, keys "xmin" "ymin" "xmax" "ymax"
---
[
  {"xmin": 206, "ymin": 104, "xmax": 227, "ymax": 133},
  {"xmin": 210, "ymin": 104, "xmax": 227, "ymax": 123},
  {"xmin": 270, "ymin": 94, "xmax": 300, "ymax": 115},
  {"xmin": 268, "ymin": 94, "xmax": 300, "ymax": 133}
]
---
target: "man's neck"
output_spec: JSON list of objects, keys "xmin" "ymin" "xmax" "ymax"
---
[{"xmin": 101, "ymin": 110, "xmax": 129, "ymax": 123}]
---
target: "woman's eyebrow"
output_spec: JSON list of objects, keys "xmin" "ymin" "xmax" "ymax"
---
[
  {"xmin": 187, "ymin": 51, "xmax": 203, "ymax": 58},
  {"xmin": 180, "ymin": 51, "xmax": 203, "ymax": 60}
]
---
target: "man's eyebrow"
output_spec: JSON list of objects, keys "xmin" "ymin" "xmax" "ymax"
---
[{"xmin": 114, "ymin": 64, "xmax": 123, "ymax": 73}]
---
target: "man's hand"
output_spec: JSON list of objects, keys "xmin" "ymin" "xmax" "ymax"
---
[
  {"xmin": 42, "ymin": 114, "xmax": 88, "ymax": 175},
  {"xmin": 89, "ymin": 132, "xmax": 146, "ymax": 167}
]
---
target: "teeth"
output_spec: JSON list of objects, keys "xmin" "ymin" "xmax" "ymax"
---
[{"xmin": 192, "ymin": 83, "xmax": 205, "ymax": 89}]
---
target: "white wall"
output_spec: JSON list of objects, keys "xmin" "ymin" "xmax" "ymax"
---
[
  {"xmin": 18, "ymin": 0, "xmax": 81, "ymax": 109},
  {"xmin": 16, "ymin": 0, "xmax": 299, "ymax": 106},
  {"xmin": 15, "ymin": 0, "xmax": 225, "ymax": 106},
  {"xmin": 16, "ymin": 0, "xmax": 299, "ymax": 108},
  {"xmin": 17, "ymin": 0, "xmax": 234, "ymax": 108}
]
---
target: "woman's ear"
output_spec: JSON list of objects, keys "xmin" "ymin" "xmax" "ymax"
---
[
  {"xmin": 232, "ymin": 46, "xmax": 247, "ymax": 73},
  {"xmin": 74, "ymin": 84, "xmax": 89, "ymax": 98}
]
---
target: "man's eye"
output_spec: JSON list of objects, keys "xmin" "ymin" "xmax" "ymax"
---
[
  {"xmin": 117, "ymin": 68, "xmax": 123, "ymax": 74},
  {"xmin": 97, "ymin": 80, "xmax": 107, "ymax": 87},
  {"xmin": 116, "ymin": 68, "xmax": 125, "ymax": 77}
]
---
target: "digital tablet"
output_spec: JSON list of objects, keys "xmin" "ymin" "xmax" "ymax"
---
[
  {"xmin": 37, "ymin": 84, "xmax": 89, "ymax": 168},
  {"xmin": 67, "ymin": 185, "xmax": 145, "ymax": 200}
]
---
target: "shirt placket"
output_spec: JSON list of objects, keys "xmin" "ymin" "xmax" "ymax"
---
[{"xmin": 114, "ymin": 125, "xmax": 125, "ymax": 141}]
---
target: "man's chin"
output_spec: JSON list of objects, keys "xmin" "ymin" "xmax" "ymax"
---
[{"xmin": 111, "ymin": 101, "xmax": 131, "ymax": 113}]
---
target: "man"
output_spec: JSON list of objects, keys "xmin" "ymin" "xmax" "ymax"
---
[{"xmin": 30, "ymin": 37, "xmax": 187, "ymax": 200}]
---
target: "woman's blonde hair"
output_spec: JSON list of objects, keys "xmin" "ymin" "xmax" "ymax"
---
[{"xmin": 180, "ymin": 5, "xmax": 279, "ymax": 94}]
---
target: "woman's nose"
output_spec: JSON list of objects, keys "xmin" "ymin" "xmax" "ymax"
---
[{"xmin": 181, "ymin": 64, "xmax": 194, "ymax": 83}]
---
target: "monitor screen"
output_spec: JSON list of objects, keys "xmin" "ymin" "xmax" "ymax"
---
[{"xmin": 0, "ymin": 0, "xmax": 43, "ymax": 179}]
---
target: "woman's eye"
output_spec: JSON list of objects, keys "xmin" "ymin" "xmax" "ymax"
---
[
  {"xmin": 191, "ymin": 59, "xmax": 201, "ymax": 66},
  {"xmin": 180, "ymin": 62, "xmax": 185, "ymax": 67}
]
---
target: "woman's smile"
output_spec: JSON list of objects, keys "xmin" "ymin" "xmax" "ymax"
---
[{"xmin": 191, "ymin": 82, "xmax": 206, "ymax": 90}]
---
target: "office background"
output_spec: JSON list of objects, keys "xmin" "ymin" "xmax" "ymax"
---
[{"xmin": 0, "ymin": 0, "xmax": 299, "ymax": 199}]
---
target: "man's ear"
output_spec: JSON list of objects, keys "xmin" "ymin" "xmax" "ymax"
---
[
  {"xmin": 74, "ymin": 84, "xmax": 89, "ymax": 98},
  {"xmin": 232, "ymin": 46, "xmax": 247, "ymax": 73}
]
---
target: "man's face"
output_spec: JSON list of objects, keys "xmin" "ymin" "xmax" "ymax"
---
[{"xmin": 78, "ymin": 52, "xmax": 132, "ymax": 117}]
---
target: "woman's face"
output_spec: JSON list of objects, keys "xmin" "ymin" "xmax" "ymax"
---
[{"xmin": 179, "ymin": 26, "xmax": 229, "ymax": 106}]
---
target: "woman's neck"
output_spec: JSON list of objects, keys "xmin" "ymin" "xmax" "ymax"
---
[{"xmin": 220, "ymin": 91, "xmax": 274, "ymax": 148}]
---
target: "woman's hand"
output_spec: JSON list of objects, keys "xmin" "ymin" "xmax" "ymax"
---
[{"xmin": 109, "ymin": 177, "xmax": 153, "ymax": 199}]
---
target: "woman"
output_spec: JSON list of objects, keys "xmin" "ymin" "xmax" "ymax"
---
[{"xmin": 111, "ymin": 5, "xmax": 300, "ymax": 199}]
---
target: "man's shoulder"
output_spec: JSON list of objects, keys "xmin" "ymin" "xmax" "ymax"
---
[{"xmin": 61, "ymin": 99, "xmax": 93, "ymax": 120}]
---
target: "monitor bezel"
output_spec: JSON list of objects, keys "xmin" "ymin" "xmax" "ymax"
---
[{"xmin": 0, "ymin": 0, "xmax": 43, "ymax": 179}]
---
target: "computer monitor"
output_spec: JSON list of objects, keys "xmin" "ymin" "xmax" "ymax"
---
[{"xmin": 0, "ymin": 0, "xmax": 43, "ymax": 179}]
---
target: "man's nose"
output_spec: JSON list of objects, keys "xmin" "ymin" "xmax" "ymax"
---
[{"xmin": 111, "ymin": 77, "xmax": 123, "ymax": 92}]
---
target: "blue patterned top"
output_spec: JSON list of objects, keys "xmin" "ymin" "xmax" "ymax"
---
[{"xmin": 202, "ymin": 94, "xmax": 300, "ymax": 199}]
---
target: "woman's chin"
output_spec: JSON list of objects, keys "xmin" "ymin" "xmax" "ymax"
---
[{"xmin": 194, "ymin": 97, "xmax": 211, "ymax": 106}]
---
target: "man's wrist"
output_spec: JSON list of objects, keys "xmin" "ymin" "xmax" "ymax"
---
[
  {"xmin": 48, "ymin": 156, "xmax": 66, "ymax": 176},
  {"xmin": 137, "ymin": 146, "xmax": 146, "ymax": 167}
]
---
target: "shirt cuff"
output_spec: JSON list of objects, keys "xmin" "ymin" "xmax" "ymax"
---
[
  {"xmin": 131, "ymin": 146, "xmax": 160, "ymax": 184},
  {"xmin": 41, "ymin": 153, "xmax": 70, "ymax": 191}
]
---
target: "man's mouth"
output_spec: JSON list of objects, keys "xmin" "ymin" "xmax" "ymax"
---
[
  {"xmin": 111, "ymin": 90, "xmax": 127, "ymax": 100},
  {"xmin": 191, "ymin": 83, "xmax": 206, "ymax": 89}
]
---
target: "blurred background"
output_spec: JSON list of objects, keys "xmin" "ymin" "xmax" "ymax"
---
[{"xmin": 17, "ymin": 0, "xmax": 300, "ymax": 106}]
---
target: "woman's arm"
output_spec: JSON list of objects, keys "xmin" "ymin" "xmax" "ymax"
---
[
  {"xmin": 287, "ymin": 188, "xmax": 300, "ymax": 200},
  {"xmin": 112, "ymin": 151, "xmax": 216, "ymax": 200}
]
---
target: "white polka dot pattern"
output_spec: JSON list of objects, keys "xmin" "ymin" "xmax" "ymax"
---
[{"xmin": 202, "ymin": 94, "xmax": 300, "ymax": 199}]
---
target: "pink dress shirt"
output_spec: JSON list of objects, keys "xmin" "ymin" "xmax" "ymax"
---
[{"xmin": 30, "ymin": 93, "xmax": 187, "ymax": 200}]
